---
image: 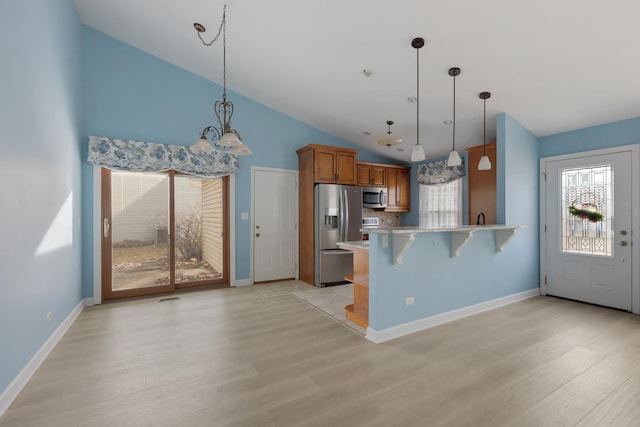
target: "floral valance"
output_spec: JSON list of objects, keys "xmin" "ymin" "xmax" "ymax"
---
[
  {"xmin": 86, "ymin": 136, "xmax": 238, "ymax": 178},
  {"xmin": 417, "ymin": 157, "xmax": 465, "ymax": 185}
]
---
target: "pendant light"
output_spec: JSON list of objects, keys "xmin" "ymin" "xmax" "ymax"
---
[
  {"xmin": 410, "ymin": 37, "xmax": 426, "ymax": 162},
  {"xmin": 375, "ymin": 120, "xmax": 403, "ymax": 147},
  {"xmin": 447, "ymin": 67, "xmax": 462, "ymax": 167},
  {"xmin": 192, "ymin": 5, "xmax": 251, "ymax": 155},
  {"xmin": 478, "ymin": 92, "xmax": 492, "ymax": 170}
]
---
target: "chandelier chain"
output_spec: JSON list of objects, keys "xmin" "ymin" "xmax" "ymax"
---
[{"xmin": 196, "ymin": 5, "xmax": 225, "ymax": 47}]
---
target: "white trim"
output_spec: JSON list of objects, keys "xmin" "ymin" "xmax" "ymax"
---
[
  {"xmin": 234, "ymin": 278, "xmax": 252, "ymax": 287},
  {"xmin": 365, "ymin": 288, "xmax": 540, "ymax": 343},
  {"xmin": 539, "ymin": 144, "xmax": 640, "ymax": 314},
  {"xmin": 250, "ymin": 166, "xmax": 299, "ymax": 283},
  {"xmin": 0, "ymin": 299, "xmax": 86, "ymax": 417},
  {"xmin": 93, "ymin": 166, "xmax": 102, "ymax": 304},
  {"xmin": 229, "ymin": 173, "xmax": 236, "ymax": 286}
]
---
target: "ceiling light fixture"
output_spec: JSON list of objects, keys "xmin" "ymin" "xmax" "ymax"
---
[
  {"xmin": 410, "ymin": 37, "xmax": 426, "ymax": 162},
  {"xmin": 478, "ymin": 91, "xmax": 492, "ymax": 170},
  {"xmin": 375, "ymin": 120, "xmax": 403, "ymax": 147},
  {"xmin": 447, "ymin": 67, "xmax": 462, "ymax": 167},
  {"xmin": 192, "ymin": 5, "xmax": 251, "ymax": 155}
]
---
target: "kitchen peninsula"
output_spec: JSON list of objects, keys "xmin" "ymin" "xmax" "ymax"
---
[{"xmin": 339, "ymin": 224, "xmax": 538, "ymax": 343}]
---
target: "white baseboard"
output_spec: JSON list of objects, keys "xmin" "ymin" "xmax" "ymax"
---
[
  {"xmin": 0, "ymin": 299, "xmax": 86, "ymax": 417},
  {"xmin": 366, "ymin": 288, "xmax": 540, "ymax": 344},
  {"xmin": 84, "ymin": 297, "xmax": 95, "ymax": 307},
  {"xmin": 234, "ymin": 278, "xmax": 252, "ymax": 287}
]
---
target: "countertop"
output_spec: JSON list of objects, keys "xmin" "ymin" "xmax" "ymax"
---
[
  {"xmin": 363, "ymin": 224, "xmax": 524, "ymax": 234},
  {"xmin": 337, "ymin": 241, "xmax": 370, "ymax": 250}
]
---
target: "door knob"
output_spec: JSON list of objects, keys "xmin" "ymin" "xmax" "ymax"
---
[
  {"xmin": 256, "ymin": 225, "xmax": 260, "ymax": 229},
  {"xmin": 615, "ymin": 241, "xmax": 628, "ymax": 247},
  {"xmin": 256, "ymin": 233, "xmax": 260, "ymax": 237}
]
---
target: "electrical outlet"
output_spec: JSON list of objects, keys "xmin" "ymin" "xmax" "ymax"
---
[
  {"xmin": 47, "ymin": 312, "xmax": 53, "ymax": 322},
  {"xmin": 405, "ymin": 297, "xmax": 415, "ymax": 306}
]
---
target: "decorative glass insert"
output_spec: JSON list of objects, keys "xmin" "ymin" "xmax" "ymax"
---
[{"xmin": 561, "ymin": 165, "xmax": 612, "ymax": 256}]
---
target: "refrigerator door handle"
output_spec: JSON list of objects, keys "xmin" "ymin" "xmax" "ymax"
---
[
  {"xmin": 338, "ymin": 188, "xmax": 344, "ymax": 242},
  {"xmin": 344, "ymin": 189, "xmax": 349, "ymax": 242}
]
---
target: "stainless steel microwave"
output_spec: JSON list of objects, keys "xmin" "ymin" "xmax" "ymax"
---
[{"xmin": 362, "ymin": 187, "xmax": 387, "ymax": 209}]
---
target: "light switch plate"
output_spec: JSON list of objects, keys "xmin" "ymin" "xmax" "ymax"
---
[{"xmin": 241, "ymin": 212, "xmax": 249, "ymax": 220}]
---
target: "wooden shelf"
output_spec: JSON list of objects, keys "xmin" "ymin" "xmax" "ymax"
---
[{"xmin": 345, "ymin": 304, "xmax": 368, "ymax": 328}]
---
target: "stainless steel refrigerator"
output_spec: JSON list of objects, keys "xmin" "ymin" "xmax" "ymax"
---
[{"xmin": 314, "ymin": 184, "xmax": 363, "ymax": 287}]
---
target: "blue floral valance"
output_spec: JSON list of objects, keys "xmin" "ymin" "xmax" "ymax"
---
[
  {"xmin": 417, "ymin": 157, "xmax": 465, "ymax": 185},
  {"xmin": 86, "ymin": 136, "xmax": 238, "ymax": 178}
]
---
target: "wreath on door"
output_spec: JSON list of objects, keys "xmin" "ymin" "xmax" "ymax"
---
[{"xmin": 568, "ymin": 202, "xmax": 604, "ymax": 223}]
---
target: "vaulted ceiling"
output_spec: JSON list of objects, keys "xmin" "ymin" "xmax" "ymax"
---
[{"xmin": 73, "ymin": 0, "xmax": 640, "ymax": 162}]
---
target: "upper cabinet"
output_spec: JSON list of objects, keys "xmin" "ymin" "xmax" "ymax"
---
[
  {"xmin": 385, "ymin": 165, "xmax": 411, "ymax": 212},
  {"xmin": 357, "ymin": 162, "xmax": 386, "ymax": 187},
  {"xmin": 297, "ymin": 144, "xmax": 358, "ymax": 185},
  {"xmin": 466, "ymin": 142, "xmax": 496, "ymax": 224}
]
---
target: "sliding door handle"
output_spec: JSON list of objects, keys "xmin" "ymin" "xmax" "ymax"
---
[{"xmin": 103, "ymin": 218, "xmax": 110, "ymax": 238}]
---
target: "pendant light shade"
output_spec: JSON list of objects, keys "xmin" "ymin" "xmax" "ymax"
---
[
  {"xmin": 478, "ymin": 155, "xmax": 491, "ymax": 170},
  {"xmin": 192, "ymin": 135, "xmax": 215, "ymax": 152},
  {"xmin": 411, "ymin": 144, "xmax": 426, "ymax": 162},
  {"xmin": 478, "ymin": 91, "xmax": 492, "ymax": 170},
  {"xmin": 447, "ymin": 67, "xmax": 462, "ymax": 167},
  {"xmin": 411, "ymin": 37, "xmax": 426, "ymax": 162},
  {"xmin": 230, "ymin": 143, "xmax": 252, "ymax": 155}
]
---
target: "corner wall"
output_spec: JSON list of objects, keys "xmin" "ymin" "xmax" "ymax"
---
[{"xmin": 0, "ymin": 0, "xmax": 83, "ymax": 401}]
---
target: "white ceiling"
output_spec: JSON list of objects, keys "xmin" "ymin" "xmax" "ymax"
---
[{"xmin": 73, "ymin": 0, "xmax": 640, "ymax": 162}]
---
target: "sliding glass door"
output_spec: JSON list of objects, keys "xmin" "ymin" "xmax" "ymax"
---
[{"xmin": 101, "ymin": 169, "xmax": 228, "ymax": 300}]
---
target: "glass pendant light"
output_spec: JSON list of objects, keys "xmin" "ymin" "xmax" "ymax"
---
[
  {"xmin": 478, "ymin": 91, "xmax": 492, "ymax": 170},
  {"xmin": 447, "ymin": 67, "xmax": 462, "ymax": 167},
  {"xmin": 410, "ymin": 37, "xmax": 426, "ymax": 162}
]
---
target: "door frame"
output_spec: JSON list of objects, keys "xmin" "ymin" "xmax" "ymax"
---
[
  {"xmin": 92, "ymin": 166, "xmax": 238, "ymax": 304},
  {"xmin": 539, "ymin": 144, "xmax": 640, "ymax": 314},
  {"xmin": 251, "ymin": 166, "xmax": 299, "ymax": 284}
]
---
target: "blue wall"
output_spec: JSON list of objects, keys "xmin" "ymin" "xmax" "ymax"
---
[
  {"xmin": 81, "ymin": 27, "xmax": 391, "ymax": 293},
  {"xmin": 369, "ymin": 113, "xmax": 540, "ymax": 331},
  {"xmin": 539, "ymin": 116, "xmax": 640, "ymax": 158},
  {"xmin": 0, "ymin": 0, "xmax": 83, "ymax": 395}
]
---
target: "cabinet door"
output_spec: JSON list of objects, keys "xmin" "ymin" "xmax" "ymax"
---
[
  {"xmin": 314, "ymin": 149, "xmax": 337, "ymax": 183},
  {"xmin": 336, "ymin": 151, "xmax": 356, "ymax": 185},
  {"xmin": 396, "ymin": 169, "xmax": 410, "ymax": 211},
  {"xmin": 386, "ymin": 168, "xmax": 398, "ymax": 210},
  {"xmin": 385, "ymin": 167, "xmax": 410, "ymax": 212},
  {"xmin": 357, "ymin": 164, "xmax": 372, "ymax": 186},
  {"xmin": 371, "ymin": 166, "xmax": 386, "ymax": 187}
]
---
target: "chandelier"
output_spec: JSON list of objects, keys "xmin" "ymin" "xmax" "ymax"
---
[{"xmin": 192, "ymin": 5, "xmax": 251, "ymax": 155}]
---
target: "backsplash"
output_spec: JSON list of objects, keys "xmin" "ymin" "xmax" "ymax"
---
[{"xmin": 363, "ymin": 208, "xmax": 401, "ymax": 227}]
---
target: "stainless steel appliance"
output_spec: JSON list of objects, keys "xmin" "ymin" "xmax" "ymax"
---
[
  {"xmin": 314, "ymin": 184, "xmax": 363, "ymax": 287},
  {"xmin": 362, "ymin": 187, "xmax": 388, "ymax": 209}
]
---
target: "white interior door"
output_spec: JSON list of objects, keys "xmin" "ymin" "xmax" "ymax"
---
[
  {"xmin": 543, "ymin": 151, "xmax": 632, "ymax": 311},
  {"xmin": 253, "ymin": 168, "xmax": 297, "ymax": 283}
]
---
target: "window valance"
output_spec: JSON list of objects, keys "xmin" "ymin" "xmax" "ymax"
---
[
  {"xmin": 86, "ymin": 136, "xmax": 238, "ymax": 178},
  {"xmin": 417, "ymin": 157, "xmax": 465, "ymax": 185}
]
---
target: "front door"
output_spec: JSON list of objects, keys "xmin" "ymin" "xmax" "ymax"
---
[
  {"xmin": 253, "ymin": 168, "xmax": 297, "ymax": 283},
  {"xmin": 543, "ymin": 150, "xmax": 632, "ymax": 311}
]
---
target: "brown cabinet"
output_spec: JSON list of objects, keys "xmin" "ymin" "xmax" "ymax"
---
[
  {"xmin": 296, "ymin": 144, "xmax": 359, "ymax": 284},
  {"xmin": 385, "ymin": 165, "xmax": 411, "ymax": 212},
  {"xmin": 357, "ymin": 162, "xmax": 386, "ymax": 187},
  {"xmin": 300, "ymin": 145, "xmax": 358, "ymax": 185},
  {"xmin": 466, "ymin": 142, "xmax": 496, "ymax": 224}
]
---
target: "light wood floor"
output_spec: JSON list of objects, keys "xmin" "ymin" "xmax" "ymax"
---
[{"xmin": 2, "ymin": 286, "xmax": 640, "ymax": 426}]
